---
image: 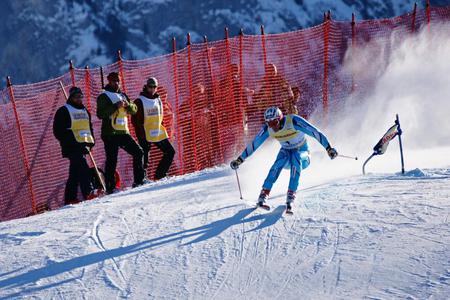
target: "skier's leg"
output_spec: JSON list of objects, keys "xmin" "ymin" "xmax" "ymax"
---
[
  {"xmin": 300, "ymin": 150, "xmax": 311, "ymax": 170},
  {"xmin": 154, "ymin": 139, "xmax": 175, "ymax": 180},
  {"xmin": 262, "ymin": 148, "xmax": 289, "ymax": 191},
  {"xmin": 257, "ymin": 149, "xmax": 289, "ymax": 206},
  {"xmin": 287, "ymin": 150, "xmax": 302, "ymax": 203},
  {"xmin": 287, "ymin": 150, "xmax": 310, "ymax": 204}
]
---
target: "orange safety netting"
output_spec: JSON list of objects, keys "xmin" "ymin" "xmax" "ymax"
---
[{"xmin": 1, "ymin": 5, "xmax": 449, "ymax": 221}]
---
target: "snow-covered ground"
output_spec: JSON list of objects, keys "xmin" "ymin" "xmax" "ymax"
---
[
  {"xmin": 0, "ymin": 164, "xmax": 449, "ymax": 299},
  {"xmin": 1, "ymin": 19, "xmax": 450, "ymax": 300}
]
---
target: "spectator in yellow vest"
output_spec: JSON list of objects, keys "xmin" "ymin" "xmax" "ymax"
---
[
  {"xmin": 131, "ymin": 77, "xmax": 175, "ymax": 180},
  {"xmin": 96, "ymin": 72, "xmax": 146, "ymax": 193},
  {"xmin": 53, "ymin": 86, "xmax": 100, "ymax": 204}
]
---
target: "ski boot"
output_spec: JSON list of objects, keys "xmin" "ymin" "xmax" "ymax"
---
[
  {"xmin": 256, "ymin": 188, "xmax": 271, "ymax": 210},
  {"xmin": 285, "ymin": 190, "xmax": 296, "ymax": 215}
]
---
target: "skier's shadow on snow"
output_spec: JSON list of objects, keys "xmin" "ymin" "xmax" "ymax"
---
[
  {"xmin": 183, "ymin": 205, "xmax": 285, "ymax": 245},
  {"xmin": 0, "ymin": 206, "xmax": 284, "ymax": 295}
]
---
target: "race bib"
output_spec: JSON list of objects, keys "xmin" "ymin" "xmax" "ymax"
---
[
  {"xmin": 79, "ymin": 130, "xmax": 91, "ymax": 138},
  {"xmin": 116, "ymin": 117, "xmax": 126, "ymax": 125},
  {"xmin": 149, "ymin": 129, "xmax": 160, "ymax": 137}
]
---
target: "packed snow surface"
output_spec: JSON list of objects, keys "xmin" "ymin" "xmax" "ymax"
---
[{"xmin": 0, "ymin": 165, "xmax": 449, "ymax": 299}]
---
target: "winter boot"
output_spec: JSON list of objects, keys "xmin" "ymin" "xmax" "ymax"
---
[
  {"xmin": 132, "ymin": 177, "xmax": 152, "ymax": 188},
  {"xmin": 65, "ymin": 199, "xmax": 81, "ymax": 205},
  {"xmin": 86, "ymin": 189, "xmax": 103, "ymax": 200}
]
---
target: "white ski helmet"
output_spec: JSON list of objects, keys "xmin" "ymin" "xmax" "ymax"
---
[{"xmin": 264, "ymin": 106, "xmax": 283, "ymax": 122}]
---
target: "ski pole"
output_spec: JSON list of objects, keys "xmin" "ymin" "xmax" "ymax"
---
[
  {"xmin": 338, "ymin": 154, "xmax": 358, "ymax": 160},
  {"xmin": 87, "ymin": 149, "xmax": 106, "ymax": 191},
  {"xmin": 234, "ymin": 169, "xmax": 243, "ymax": 200}
]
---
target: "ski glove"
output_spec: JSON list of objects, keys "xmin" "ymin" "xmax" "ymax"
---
[
  {"xmin": 230, "ymin": 157, "xmax": 244, "ymax": 170},
  {"xmin": 326, "ymin": 146, "xmax": 338, "ymax": 160}
]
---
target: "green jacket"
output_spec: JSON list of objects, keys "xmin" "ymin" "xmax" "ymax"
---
[{"xmin": 96, "ymin": 85, "xmax": 137, "ymax": 137}]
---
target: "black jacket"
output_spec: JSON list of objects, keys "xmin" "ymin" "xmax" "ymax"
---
[{"xmin": 53, "ymin": 102, "xmax": 95, "ymax": 158}]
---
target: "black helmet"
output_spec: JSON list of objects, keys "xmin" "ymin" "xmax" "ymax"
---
[
  {"xmin": 68, "ymin": 86, "xmax": 83, "ymax": 100},
  {"xmin": 146, "ymin": 77, "xmax": 158, "ymax": 87}
]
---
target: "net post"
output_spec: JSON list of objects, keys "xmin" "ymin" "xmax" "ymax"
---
[
  {"xmin": 171, "ymin": 37, "xmax": 184, "ymax": 174},
  {"xmin": 69, "ymin": 60, "xmax": 75, "ymax": 87},
  {"xmin": 117, "ymin": 50, "xmax": 127, "ymax": 93},
  {"xmin": 7, "ymin": 76, "xmax": 37, "ymax": 215},
  {"xmin": 186, "ymin": 33, "xmax": 199, "ymax": 171}
]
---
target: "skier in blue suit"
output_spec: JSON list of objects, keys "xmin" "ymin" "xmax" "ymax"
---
[{"xmin": 230, "ymin": 106, "xmax": 338, "ymax": 211}]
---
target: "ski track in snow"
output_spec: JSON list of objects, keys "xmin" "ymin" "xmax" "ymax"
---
[{"xmin": 0, "ymin": 167, "xmax": 449, "ymax": 299}]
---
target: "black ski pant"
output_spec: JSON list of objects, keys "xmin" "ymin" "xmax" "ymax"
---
[
  {"xmin": 64, "ymin": 152, "xmax": 94, "ymax": 203},
  {"xmin": 138, "ymin": 138, "xmax": 175, "ymax": 180},
  {"xmin": 103, "ymin": 134, "xmax": 145, "ymax": 192}
]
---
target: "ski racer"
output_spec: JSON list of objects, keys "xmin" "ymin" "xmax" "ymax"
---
[{"xmin": 230, "ymin": 106, "xmax": 338, "ymax": 212}]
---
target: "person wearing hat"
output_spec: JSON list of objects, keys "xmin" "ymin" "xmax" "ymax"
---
[
  {"xmin": 53, "ymin": 86, "xmax": 99, "ymax": 204},
  {"xmin": 131, "ymin": 77, "xmax": 175, "ymax": 180},
  {"xmin": 96, "ymin": 72, "xmax": 146, "ymax": 193}
]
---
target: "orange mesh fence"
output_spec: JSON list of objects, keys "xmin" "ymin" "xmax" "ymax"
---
[
  {"xmin": 0, "ymin": 89, "xmax": 35, "ymax": 220},
  {"xmin": 1, "ymin": 5, "xmax": 449, "ymax": 221}
]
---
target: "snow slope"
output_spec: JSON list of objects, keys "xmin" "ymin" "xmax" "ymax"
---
[{"xmin": 0, "ymin": 165, "xmax": 449, "ymax": 299}]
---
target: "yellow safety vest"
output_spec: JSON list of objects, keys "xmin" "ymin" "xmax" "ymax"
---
[
  {"xmin": 268, "ymin": 115, "xmax": 306, "ymax": 149},
  {"xmin": 64, "ymin": 104, "xmax": 94, "ymax": 144},
  {"xmin": 103, "ymin": 90, "xmax": 129, "ymax": 132},
  {"xmin": 139, "ymin": 95, "xmax": 168, "ymax": 142}
]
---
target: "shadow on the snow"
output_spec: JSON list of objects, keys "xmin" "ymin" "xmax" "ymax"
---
[
  {"xmin": 0, "ymin": 277, "xmax": 80, "ymax": 300},
  {"xmin": 0, "ymin": 206, "xmax": 283, "ymax": 294},
  {"xmin": 244, "ymin": 205, "xmax": 285, "ymax": 233},
  {"xmin": 183, "ymin": 205, "xmax": 284, "ymax": 245}
]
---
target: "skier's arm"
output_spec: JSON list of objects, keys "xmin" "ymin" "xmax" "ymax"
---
[
  {"xmin": 239, "ymin": 124, "xmax": 270, "ymax": 160},
  {"xmin": 292, "ymin": 115, "xmax": 338, "ymax": 159},
  {"xmin": 231, "ymin": 124, "xmax": 269, "ymax": 169},
  {"xmin": 292, "ymin": 115, "xmax": 330, "ymax": 149}
]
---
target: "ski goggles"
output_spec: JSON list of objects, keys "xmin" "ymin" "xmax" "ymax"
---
[{"xmin": 266, "ymin": 119, "xmax": 280, "ymax": 128}]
